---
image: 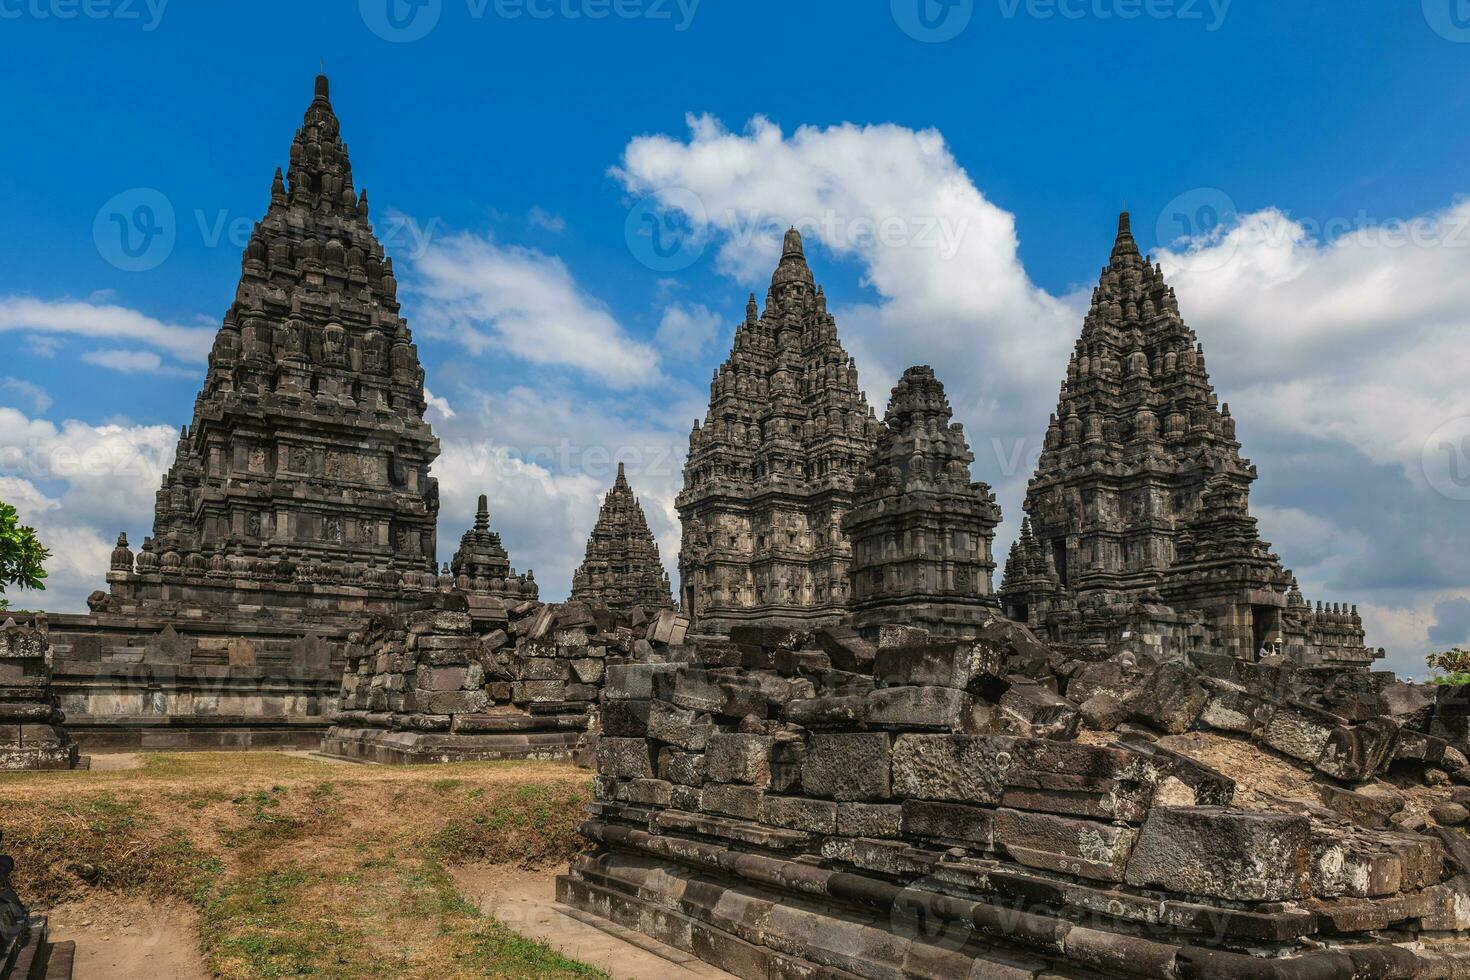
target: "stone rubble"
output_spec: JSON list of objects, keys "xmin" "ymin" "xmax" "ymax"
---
[{"xmin": 560, "ymin": 618, "xmax": 1470, "ymax": 979}]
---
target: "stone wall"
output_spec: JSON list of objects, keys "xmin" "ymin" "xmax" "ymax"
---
[
  {"xmin": 560, "ymin": 618, "xmax": 1470, "ymax": 978},
  {"xmin": 323, "ymin": 595, "xmax": 685, "ymax": 765},
  {"xmin": 0, "ymin": 617, "xmax": 79, "ymax": 771}
]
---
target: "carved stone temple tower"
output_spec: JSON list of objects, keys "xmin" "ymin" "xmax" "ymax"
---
[
  {"xmin": 449, "ymin": 495, "xmax": 538, "ymax": 600},
  {"xmin": 570, "ymin": 463, "xmax": 674, "ymax": 613},
  {"xmin": 677, "ymin": 229, "xmax": 881, "ymax": 632},
  {"xmin": 999, "ymin": 214, "xmax": 1379, "ymax": 667},
  {"xmin": 38, "ymin": 76, "xmax": 533, "ymax": 749},
  {"xmin": 845, "ymin": 366, "xmax": 1002, "ymax": 637}
]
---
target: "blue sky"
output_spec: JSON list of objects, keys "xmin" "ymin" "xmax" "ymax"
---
[{"xmin": 3, "ymin": 1, "xmax": 1470, "ymax": 677}]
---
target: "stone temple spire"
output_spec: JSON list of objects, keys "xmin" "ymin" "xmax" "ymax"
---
[
  {"xmin": 451, "ymin": 492, "xmax": 537, "ymax": 598},
  {"xmin": 845, "ymin": 366, "xmax": 1001, "ymax": 636},
  {"xmin": 571, "ymin": 463, "xmax": 674, "ymax": 613},
  {"xmin": 677, "ymin": 227, "xmax": 880, "ymax": 630},
  {"xmin": 1001, "ymin": 213, "xmax": 1376, "ymax": 667},
  {"xmin": 140, "ymin": 73, "xmax": 439, "ymax": 577}
]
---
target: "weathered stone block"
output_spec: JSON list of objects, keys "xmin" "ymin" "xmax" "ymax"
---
[
  {"xmin": 599, "ymin": 737, "xmax": 655, "ymax": 779},
  {"xmin": 701, "ymin": 783, "xmax": 763, "ymax": 820},
  {"xmin": 704, "ymin": 734, "xmax": 774, "ymax": 787},
  {"xmin": 1262, "ymin": 703, "xmax": 1345, "ymax": 763},
  {"xmin": 836, "ymin": 802, "xmax": 903, "ymax": 838},
  {"xmin": 801, "ymin": 733, "xmax": 890, "ymax": 801},
  {"xmin": 901, "ymin": 800, "xmax": 996, "ymax": 848},
  {"xmin": 865, "ymin": 687, "xmax": 991, "ymax": 733},
  {"xmin": 1315, "ymin": 717, "xmax": 1400, "ymax": 783},
  {"xmin": 892, "ymin": 735, "xmax": 1014, "ymax": 803},
  {"xmin": 658, "ymin": 747, "xmax": 705, "ymax": 787},
  {"xmin": 874, "ymin": 638, "xmax": 1004, "ymax": 695},
  {"xmin": 759, "ymin": 795, "xmax": 837, "ymax": 834},
  {"xmin": 1126, "ymin": 664, "xmax": 1207, "ymax": 735},
  {"xmin": 995, "ymin": 808, "xmax": 1138, "ymax": 882},
  {"xmin": 647, "ymin": 700, "xmax": 715, "ymax": 751},
  {"xmin": 1124, "ymin": 807, "xmax": 1311, "ymax": 901}
]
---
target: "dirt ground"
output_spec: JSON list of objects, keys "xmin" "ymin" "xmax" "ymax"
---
[{"xmin": 46, "ymin": 895, "xmax": 209, "ymax": 980}]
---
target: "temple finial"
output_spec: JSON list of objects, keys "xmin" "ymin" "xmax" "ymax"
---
[
  {"xmin": 1111, "ymin": 210, "xmax": 1140, "ymax": 263},
  {"xmin": 474, "ymin": 494, "xmax": 489, "ymax": 532}
]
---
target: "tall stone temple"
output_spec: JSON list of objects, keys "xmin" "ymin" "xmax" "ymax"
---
[
  {"xmin": 677, "ymin": 229, "xmax": 881, "ymax": 631},
  {"xmin": 999, "ymin": 214, "xmax": 1379, "ymax": 667},
  {"xmin": 38, "ymin": 75, "xmax": 533, "ymax": 750},
  {"xmin": 845, "ymin": 366, "xmax": 1002, "ymax": 637},
  {"xmin": 569, "ymin": 463, "xmax": 674, "ymax": 613}
]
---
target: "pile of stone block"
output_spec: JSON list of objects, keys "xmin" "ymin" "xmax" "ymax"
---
[
  {"xmin": 560, "ymin": 620, "xmax": 1470, "ymax": 979},
  {"xmin": 0, "ymin": 618, "xmax": 80, "ymax": 772},
  {"xmin": 1, "ymin": 831, "xmax": 73, "ymax": 979},
  {"xmin": 322, "ymin": 595, "xmax": 681, "ymax": 764}
]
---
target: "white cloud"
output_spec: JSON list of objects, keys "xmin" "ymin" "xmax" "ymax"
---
[
  {"xmin": 0, "ymin": 297, "xmax": 213, "ymax": 363},
  {"xmin": 0, "ymin": 408, "xmax": 176, "ymax": 613},
  {"xmin": 410, "ymin": 232, "xmax": 663, "ymax": 389},
  {"xmin": 528, "ymin": 207, "xmax": 567, "ymax": 233},
  {"xmin": 656, "ymin": 303, "xmax": 724, "ymax": 359},
  {"xmin": 0, "ymin": 379, "xmax": 52, "ymax": 415},
  {"xmin": 423, "ymin": 388, "xmax": 456, "ymax": 421},
  {"xmin": 81, "ymin": 348, "xmax": 196, "ymax": 377}
]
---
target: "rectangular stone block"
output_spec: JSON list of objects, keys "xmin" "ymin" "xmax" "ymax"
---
[
  {"xmin": 599, "ymin": 737, "xmax": 655, "ymax": 779},
  {"xmin": 1124, "ymin": 806, "xmax": 1311, "ymax": 902},
  {"xmin": 418, "ymin": 690, "xmax": 489, "ymax": 715},
  {"xmin": 570, "ymin": 659, "xmax": 605, "ymax": 685},
  {"xmin": 704, "ymin": 734, "xmax": 774, "ymax": 787},
  {"xmin": 837, "ymin": 803, "xmax": 903, "ymax": 839},
  {"xmin": 512, "ymin": 681, "xmax": 565, "ymax": 704},
  {"xmin": 1262, "ymin": 704, "xmax": 1344, "ymax": 764},
  {"xmin": 701, "ymin": 783, "xmax": 763, "ymax": 821},
  {"xmin": 647, "ymin": 700, "xmax": 715, "ymax": 751},
  {"xmin": 658, "ymin": 747, "xmax": 705, "ymax": 786},
  {"xmin": 601, "ymin": 699, "xmax": 650, "ymax": 737},
  {"xmin": 866, "ymin": 687, "xmax": 991, "ymax": 733},
  {"xmin": 1001, "ymin": 740, "xmax": 1165, "ymax": 822},
  {"xmin": 417, "ymin": 666, "xmax": 469, "ymax": 692},
  {"xmin": 892, "ymin": 735, "xmax": 1015, "ymax": 803},
  {"xmin": 519, "ymin": 658, "xmax": 567, "ymax": 681},
  {"xmin": 874, "ymin": 638, "xmax": 1004, "ymax": 695},
  {"xmin": 901, "ymin": 800, "xmax": 996, "ymax": 848},
  {"xmin": 759, "ymin": 795, "xmax": 837, "ymax": 834},
  {"xmin": 994, "ymin": 808, "xmax": 1138, "ymax": 882},
  {"xmin": 605, "ymin": 663, "xmax": 677, "ymax": 700},
  {"xmin": 801, "ymin": 733, "xmax": 891, "ymax": 801}
]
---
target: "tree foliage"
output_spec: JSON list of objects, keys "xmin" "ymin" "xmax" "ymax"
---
[
  {"xmin": 1426, "ymin": 648, "xmax": 1470, "ymax": 686},
  {"xmin": 0, "ymin": 501, "xmax": 49, "ymax": 611}
]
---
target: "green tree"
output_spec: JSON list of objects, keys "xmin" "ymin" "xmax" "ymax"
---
[
  {"xmin": 0, "ymin": 501, "xmax": 48, "ymax": 611},
  {"xmin": 1426, "ymin": 648, "xmax": 1470, "ymax": 686}
]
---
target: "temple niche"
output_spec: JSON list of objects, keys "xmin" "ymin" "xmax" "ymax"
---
[
  {"xmin": 844, "ymin": 366, "xmax": 1002, "ymax": 637},
  {"xmin": 677, "ymin": 229, "xmax": 881, "ymax": 631},
  {"xmin": 999, "ymin": 214, "xmax": 1380, "ymax": 667},
  {"xmin": 570, "ymin": 464, "xmax": 674, "ymax": 614}
]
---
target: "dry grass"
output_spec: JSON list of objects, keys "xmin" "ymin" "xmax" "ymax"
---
[{"xmin": 0, "ymin": 752, "xmax": 604, "ymax": 979}]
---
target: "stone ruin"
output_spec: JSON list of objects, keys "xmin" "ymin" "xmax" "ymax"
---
[
  {"xmin": 0, "ymin": 617, "xmax": 79, "ymax": 772},
  {"xmin": 1000, "ymin": 215, "xmax": 1379, "ymax": 669},
  {"xmin": 323, "ymin": 595, "xmax": 687, "ymax": 765},
  {"xmin": 561, "ymin": 617, "xmax": 1470, "ymax": 979},
  {"xmin": 1, "ymin": 832, "xmax": 72, "ymax": 980},
  {"xmin": 571, "ymin": 464, "xmax": 675, "ymax": 614}
]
